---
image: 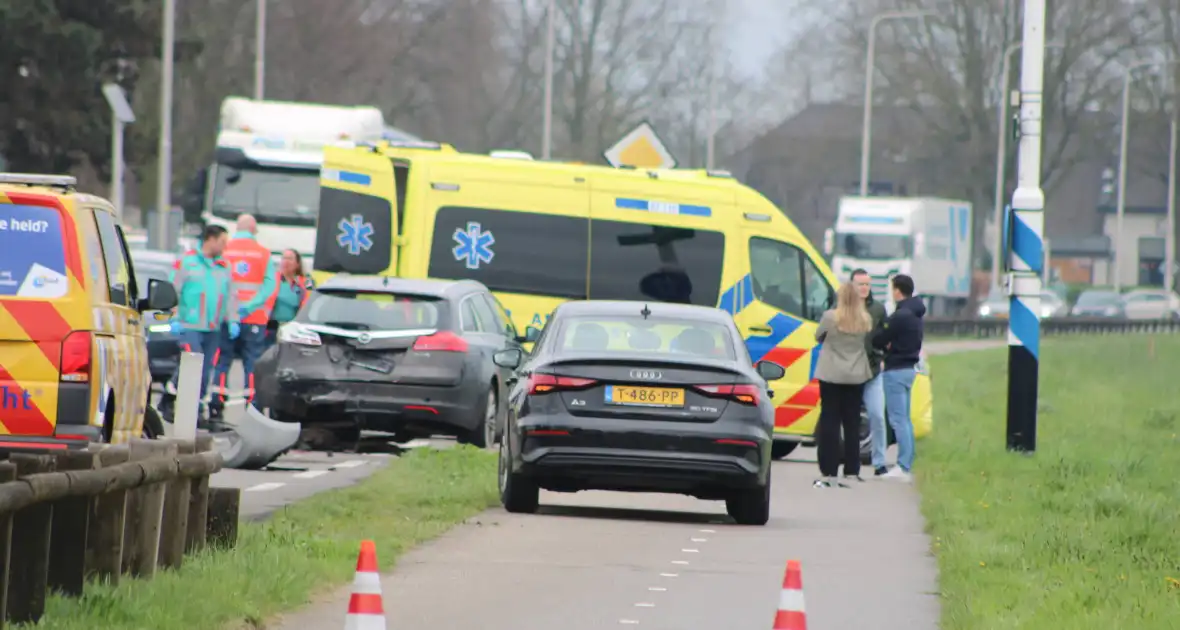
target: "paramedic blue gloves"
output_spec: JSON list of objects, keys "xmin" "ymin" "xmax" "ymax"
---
[
  {"xmin": 229, "ymin": 322, "xmax": 241, "ymax": 340},
  {"xmin": 169, "ymin": 319, "xmax": 183, "ymax": 336}
]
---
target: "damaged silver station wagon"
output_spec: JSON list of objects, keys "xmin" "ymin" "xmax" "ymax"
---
[{"xmin": 253, "ymin": 276, "xmax": 528, "ymax": 450}]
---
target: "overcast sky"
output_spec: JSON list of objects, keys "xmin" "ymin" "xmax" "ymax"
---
[{"xmin": 725, "ymin": 0, "xmax": 791, "ymax": 77}]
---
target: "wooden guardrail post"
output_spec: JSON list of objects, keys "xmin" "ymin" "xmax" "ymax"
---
[
  {"xmin": 185, "ymin": 434, "xmax": 214, "ymax": 554},
  {"xmin": 158, "ymin": 439, "xmax": 192, "ymax": 570},
  {"xmin": 47, "ymin": 450, "xmax": 98, "ymax": 597},
  {"xmin": 6, "ymin": 454, "xmax": 56, "ymax": 624},
  {"xmin": 87, "ymin": 444, "xmax": 129, "ymax": 585},
  {"xmin": 0, "ymin": 461, "xmax": 17, "ymax": 626},
  {"xmin": 206, "ymin": 487, "xmax": 240, "ymax": 550},
  {"xmin": 127, "ymin": 439, "xmax": 176, "ymax": 579}
]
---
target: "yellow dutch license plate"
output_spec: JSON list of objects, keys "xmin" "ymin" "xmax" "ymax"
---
[{"xmin": 606, "ymin": 385, "xmax": 685, "ymax": 408}]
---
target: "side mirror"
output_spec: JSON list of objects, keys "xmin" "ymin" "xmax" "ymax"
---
[
  {"xmin": 517, "ymin": 326, "xmax": 541, "ymax": 344},
  {"xmin": 141, "ymin": 278, "xmax": 178, "ymax": 313},
  {"xmin": 756, "ymin": 360, "xmax": 786, "ymax": 381},
  {"xmin": 493, "ymin": 348, "xmax": 523, "ymax": 369},
  {"xmin": 822, "ymin": 228, "xmax": 835, "ymax": 256}
]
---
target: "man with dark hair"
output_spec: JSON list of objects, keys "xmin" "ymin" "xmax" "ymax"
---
[
  {"xmin": 872, "ymin": 273, "xmax": 925, "ymax": 482},
  {"xmin": 851, "ymin": 269, "xmax": 889, "ymax": 477},
  {"xmin": 158, "ymin": 223, "xmax": 240, "ymax": 423}
]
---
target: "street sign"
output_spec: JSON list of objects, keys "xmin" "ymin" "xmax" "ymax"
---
[
  {"xmin": 604, "ymin": 121, "xmax": 676, "ymax": 169},
  {"xmin": 102, "ymin": 83, "xmax": 135, "ymax": 123}
]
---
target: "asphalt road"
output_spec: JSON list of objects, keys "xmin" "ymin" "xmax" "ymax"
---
[{"xmin": 271, "ymin": 446, "xmax": 939, "ymax": 630}]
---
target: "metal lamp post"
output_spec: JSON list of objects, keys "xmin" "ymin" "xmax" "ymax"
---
[
  {"xmin": 859, "ymin": 9, "xmax": 933, "ymax": 196},
  {"xmin": 254, "ymin": 0, "xmax": 266, "ymax": 100},
  {"xmin": 1114, "ymin": 59, "xmax": 1180, "ymax": 291},
  {"xmin": 156, "ymin": 0, "xmax": 176, "ymax": 251},
  {"xmin": 1005, "ymin": 0, "xmax": 1047, "ymax": 453},
  {"xmin": 991, "ymin": 41, "xmax": 1063, "ymax": 290},
  {"xmin": 541, "ymin": 0, "xmax": 556, "ymax": 159}
]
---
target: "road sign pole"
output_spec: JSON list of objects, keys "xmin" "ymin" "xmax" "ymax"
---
[
  {"xmin": 1005, "ymin": 0, "xmax": 1046, "ymax": 453},
  {"xmin": 111, "ymin": 118, "xmax": 124, "ymax": 217}
]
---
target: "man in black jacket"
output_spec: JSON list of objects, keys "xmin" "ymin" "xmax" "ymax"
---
[
  {"xmin": 872, "ymin": 274, "xmax": 925, "ymax": 482},
  {"xmin": 852, "ymin": 270, "xmax": 889, "ymax": 477}
]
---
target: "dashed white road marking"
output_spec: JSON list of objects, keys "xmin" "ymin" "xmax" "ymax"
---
[
  {"xmin": 671, "ymin": 560, "xmax": 689, "ymax": 565},
  {"xmin": 681, "ymin": 548, "xmax": 699, "ymax": 553},
  {"xmin": 619, "ymin": 620, "xmax": 639, "ymax": 625},
  {"xmin": 634, "ymin": 602, "xmax": 655, "ymax": 608},
  {"xmin": 400, "ymin": 439, "xmax": 433, "ymax": 448},
  {"xmin": 698, "ymin": 528, "xmax": 715, "ymax": 533},
  {"xmin": 292, "ymin": 470, "xmax": 330, "ymax": 479},
  {"xmin": 648, "ymin": 586, "xmax": 667, "ymax": 592},
  {"xmin": 245, "ymin": 482, "xmax": 285, "ymax": 492},
  {"xmin": 332, "ymin": 460, "xmax": 368, "ymax": 469},
  {"xmin": 690, "ymin": 537, "xmax": 707, "ymax": 542},
  {"xmin": 660, "ymin": 573, "xmax": 679, "ymax": 578}
]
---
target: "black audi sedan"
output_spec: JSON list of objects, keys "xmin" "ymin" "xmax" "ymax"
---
[
  {"xmin": 253, "ymin": 275, "xmax": 525, "ymax": 449},
  {"xmin": 492, "ymin": 300, "xmax": 785, "ymax": 526}
]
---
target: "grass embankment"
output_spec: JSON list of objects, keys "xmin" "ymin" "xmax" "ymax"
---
[
  {"xmin": 921, "ymin": 336, "xmax": 1180, "ymax": 629},
  {"xmin": 30, "ymin": 447, "xmax": 498, "ymax": 630}
]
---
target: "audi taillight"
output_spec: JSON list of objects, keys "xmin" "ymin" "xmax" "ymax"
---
[
  {"xmin": 412, "ymin": 331, "xmax": 468, "ymax": 352},
  {"xmin": 526, "ymin": 374, "xmax": 597, "ymax": 395},
  {"xmin": 60, "ymin": 331, "xmax": 92, "ymax": 382},
  {"xmin": 694, "ymin": 383, "xmax": 760, "ymax": 405}
]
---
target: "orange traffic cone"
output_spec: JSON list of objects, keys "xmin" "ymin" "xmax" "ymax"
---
[
  {"xmin": 772, "ymin": 560, "xmax": 806, "ymax": 629},
  {"xmin": 345, "ymin": 540, "xmax": 386, "ymax": 630}
]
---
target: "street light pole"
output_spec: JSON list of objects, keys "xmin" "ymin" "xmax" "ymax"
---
[
  {"xmin": 1167, "ymin": 115, "xmax": 1177, "ymax": 294},
  {"xmin": 254, "ymin": 0, "xmax": 266, "ymax": 100},
  {"xmin": 541, "ymin": 0, "xmax": 556, "ymax": 160},
  {"xmin": 1005, "ymin": 0, "xmax": 1047, "ymax": 453},
  {"xmin": 992, "ymin": 42, "xmax": 1062, "ymax": 290},
  {"xmin": 859, "ymin": 10, "xmax": 933, "ymax": 196},
  {"xmin": 706, "ymin": 49, "xmax": 716, "ymax": 170},
  {"xmin": 1115, "ymin": 59, "xmax": 1180, "ymax": 291},
  {"xmin": 156, "ymin": 0, "xmax": 176, "ymax": 251}
]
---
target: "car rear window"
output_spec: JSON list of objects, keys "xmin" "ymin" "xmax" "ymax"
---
[
  {"xmin": 555, "ymin": 315, "xmax": 737, "ymax": 360},
  {"xmin": 0, "ymin": 204, "xmax": 69, "ymax": 299},
  {"xmin": 299, "ymin": 291, "xmax": 446, "ymax": 331}
]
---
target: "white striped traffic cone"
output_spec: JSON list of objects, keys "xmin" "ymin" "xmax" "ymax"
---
[
  {"xmin": 772, "ymin": 560, "xmax": 806, "ymax": 629},
  {"xmin": 345, "ymin": 540, "xmax": 386, "ymax": 630}
]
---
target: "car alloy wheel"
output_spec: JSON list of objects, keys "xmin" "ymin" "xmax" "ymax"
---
[
  {"xmin": 483, "ymin": 390, "xmax": 498, "ymax": 448},
  {"xmin": 497, "ymin": 435, "xmax": 509, "ymax": 496}
]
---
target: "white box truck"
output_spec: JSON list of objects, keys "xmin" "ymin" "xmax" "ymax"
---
[
  {"xmin": 185, "ymin": 97, "xmax": 386, "ymax": 257},
  {"xmin": 823, "ymin": 196, "xmax": 973, "ymax": 316}
]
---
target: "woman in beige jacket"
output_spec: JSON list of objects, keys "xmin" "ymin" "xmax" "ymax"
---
[{"xmin": 812, "ymin": 282, "xmax": 873, "ymax": 488}]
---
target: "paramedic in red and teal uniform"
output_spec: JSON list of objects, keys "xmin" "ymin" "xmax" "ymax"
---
[{"xmin": 158, "ymin": 224, "xmax": 239, "ymax": 421}]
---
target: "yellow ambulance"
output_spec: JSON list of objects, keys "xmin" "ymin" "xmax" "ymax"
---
[
  {"xmin": 0, "ymin": 174, "xmax": 177, "ymax": 449},
  {"xmin": 310, "ymin": 142, "xmax": 932, "ymax": 459}
]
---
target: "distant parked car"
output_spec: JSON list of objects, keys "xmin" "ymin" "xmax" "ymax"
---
[
  {"xmin": 1120, "ymin": 289, "xmax": 1180, "ymax": 320},
  {"xmin": 1070, "ymin": 289, "xmax": 1123, "ymax": 318},
  {"xmin": 131, "ymin": 249, "xmax": 180, "ymax": 382},
  {"xmin": 977, "ymin": 289, "xmax": 1064, "ymax": 319}
]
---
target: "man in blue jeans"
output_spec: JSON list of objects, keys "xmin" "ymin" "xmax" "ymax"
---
[
  {"xmin": 851, "ymin": 269, "xmax": 889, "ymax": 477},
  {"xmin": 873, "ymin": 274, "xmax": 925, "ymax": 482}
]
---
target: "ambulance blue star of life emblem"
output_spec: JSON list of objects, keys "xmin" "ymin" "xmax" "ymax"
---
[
  {"xmin": 452, "ymin": 222, "xmax": 495, "ymax": 270},
  {"xmin": 337, "ymin": 214, "xmax": 374, "ymax": 256}
]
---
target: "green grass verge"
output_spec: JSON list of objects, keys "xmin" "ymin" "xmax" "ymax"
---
[
  {"xmin": 28, "ymin": 446, "xmax": 498, "ymax": 630},
  {"xmin": 921, "ymin": 336, "xmax": 1180, "ymax": 629}
]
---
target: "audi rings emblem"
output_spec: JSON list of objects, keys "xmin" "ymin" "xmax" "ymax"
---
[
  {"xmin": 629, "ymin": 369, "xmax": 662, "ymax": 380},
  {"xmin": 357, "ymin": 333, "xmax": 372, "ymax": 344}
]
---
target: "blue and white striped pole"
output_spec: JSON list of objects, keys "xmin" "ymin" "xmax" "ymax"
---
[{"xmin": 1006, "ymin": 0, "xmax": 1046, "ymax": 453}]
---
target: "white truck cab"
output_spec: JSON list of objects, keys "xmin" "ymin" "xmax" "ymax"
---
[
  {"xmin": 824, "ymin": 196, "xmax": 973, "ymax": 316},
  {"xmin": 187, "ymin": 98, "xmax": 385, "ymax": 256}
]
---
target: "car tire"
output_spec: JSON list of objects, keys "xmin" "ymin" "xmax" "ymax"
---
[
  {"xmin": 498, "ymin": 435, "xmax": 538, "ymax": 514},
  {"xmin": 770, "ymin": 441, "xmax": 797, "ymax": 460},
  {"xmin": 726, "ymin": 472, "xmax": 771, "ymax": 526},
  {"xmin": 462, "ymin": 386, "xmax": 498, "ymax": 449},
  {"xmin": 143, "ymin": 404, "xmax": 166, "ymax": 439}
]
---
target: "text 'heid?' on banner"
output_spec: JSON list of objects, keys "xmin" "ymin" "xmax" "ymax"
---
[
  {"xmin": 0, "ymin": 205, "xmax": 69, "ymax": 299},
  {"xmin": 603, "ymin": 122, "xmax": 677, "ymax": 169}
]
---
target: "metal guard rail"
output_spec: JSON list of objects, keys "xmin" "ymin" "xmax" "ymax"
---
[{"xmin": 925, "ymin": 317, "xmax": 1180, "ymax": 338}]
